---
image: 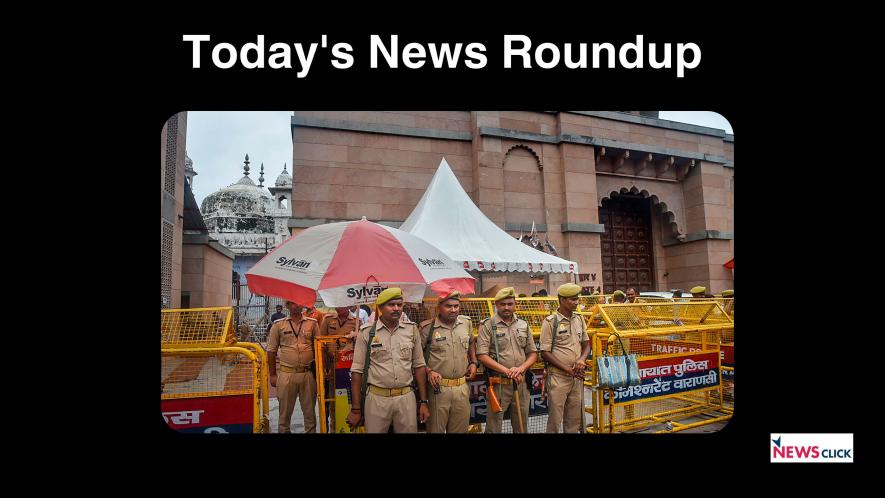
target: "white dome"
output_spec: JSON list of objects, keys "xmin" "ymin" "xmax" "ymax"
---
[
  {"xmin": 200, "ymin": 155, "xmax": 274, "ymax": 234},
  {"xmin": 275, "ymin": 163, "xmax": 292, "ymax": 187}
]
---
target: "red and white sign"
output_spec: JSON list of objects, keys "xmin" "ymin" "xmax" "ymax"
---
[
  {"xmin": 336, "ymin": 348, "xmax": 354, "ymax": 370},
  {"xmin": 162, "ymin": 394, "xmax": 253, "ymax": 433}
]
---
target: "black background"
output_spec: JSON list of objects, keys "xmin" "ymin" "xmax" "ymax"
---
[{"xmin": 113, "ymin": 15, "xmax": 861, "ymax": 478}]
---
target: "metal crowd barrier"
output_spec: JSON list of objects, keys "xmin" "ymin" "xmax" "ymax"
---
[
  {"xmin": 161, "ymin": 307, "xmax": 270, "ymax": 433},
  {"xmin": 584, "ymin": 301, "xmax": 734, "ymax": 433}
]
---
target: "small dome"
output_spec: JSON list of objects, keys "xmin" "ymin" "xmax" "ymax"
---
[
  {"xmin": 200, "ymin": 155, "xmax": 274, "ymax": 234},
  {"xmin": 275, "ymin": 163, "xmax": 292, "ymax": 187}
]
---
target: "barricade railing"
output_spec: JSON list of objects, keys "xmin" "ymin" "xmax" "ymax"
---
[
  {"xmin": 161, "ymin": 307, "xmax": 270, "ymax": 433},
  {"xmin": 585, "ymin": 302, "xmax": 733, "ymax": 433}
]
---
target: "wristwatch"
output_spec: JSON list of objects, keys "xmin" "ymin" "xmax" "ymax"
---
[{"xmin": 417, "ymin": 399, "xmax": 429, "ymax": 404}]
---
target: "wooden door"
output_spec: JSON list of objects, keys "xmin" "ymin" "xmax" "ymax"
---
[{"xmin": 599, "ymin": 196, "xmax": 655, "ymax": 293}]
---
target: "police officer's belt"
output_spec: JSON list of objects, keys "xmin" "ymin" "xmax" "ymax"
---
[
  {"xmin": 439, "ymin": 377, "xmax": 466, "ymax": 387},
  {"xmin": 368, "ymin": 385, "xmax": 413, "ymax": 397},
  {"xmin": 279, "ymin": 365, "xmax": 310, "ymax": 373}
]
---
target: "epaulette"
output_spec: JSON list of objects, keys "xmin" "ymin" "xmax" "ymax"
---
[{"xmin": 419, "ymin": 318, "xmax": 434, "ymax": 328}]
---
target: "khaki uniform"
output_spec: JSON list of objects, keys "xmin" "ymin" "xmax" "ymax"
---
[
  {"xmin": 320, "ymin": 314, "xmax": 359, "ymax": 355},
  {"xmin": 319, "ymin": 314, "xmax": 359, "ymax": 428},
  {"xmin": 351, "ymin": 320, "xmax": 426, "ymax": 433},
  {"xmin": 419, "ymin": 315, "xmax": 472, "ymax": 433},
  {"xmin": 539, "ymin": 312, "xmax": 589, "ymax": 433},
  {"xmin": 304, "ymin": 309, "xmax": 326, "ymax": 325},
  {"xmin": 268, "ymin": 315, "xmax": 320, "ymax": 433},
  {"xmin": 476, "ymin": 314, "xmax": 536, "ymax": 433}
]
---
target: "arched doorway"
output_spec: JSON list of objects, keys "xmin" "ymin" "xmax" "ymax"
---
[{"xmin": 599, "ymin": 194, "xmax": 655, "ymax": 293}]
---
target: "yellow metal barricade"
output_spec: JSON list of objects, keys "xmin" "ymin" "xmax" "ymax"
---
[
  {"xmin": 578, "ymin": 294, "xmax": 612, "ymax": 311},
  {"xmin": 717, "ymin": 297, "xmax": 734, "ymax": 319},
  {"xmin": 585, "ymin": 301, "xmax": 733, "ymax": 433},
  {"xmin": 635, "ymin": 296, "xmax": 674, "ymax": 304},
  {"xmin": 718, "ymin": 297, "xmax": 734, "ymax": 409},
  {"xmin": 161, "ymin": 307, "xmax": 238, "ymax": 348},
  {"xmin": 161, "ymin": 307, "xmax": 270, "ymax": 433},
  {"xmin": 310, "ymin": 295, "xmax": 735, "ymax": 434},
  {"xmin": 314, "ymin": 335, "xmax": 367, "ymax": 433}
]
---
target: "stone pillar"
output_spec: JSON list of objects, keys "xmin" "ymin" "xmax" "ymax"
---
[
  {"xmin": 161, "ymin": 112, "xmax": 187, "ymax": 309},
  {"xmin": 559, "ymin": 141, "xmax": 602, "ymax": 291},
  {"xmin": 664, "ymin": 162, "xmax": 734, "ymax": 293},
  {"xmin": 471, "ymin": 111, "xmax": 505, "ymax": 228}
]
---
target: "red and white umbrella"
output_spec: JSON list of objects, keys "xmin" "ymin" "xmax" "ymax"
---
[{"xmin": 245, "ymin": 218, "xmax": 475, "ymax": 307}]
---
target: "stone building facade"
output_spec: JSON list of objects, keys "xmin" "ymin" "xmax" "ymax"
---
[
  {"xmin": 161, "ymin": 112, "xmax": 234, "ymax": 309},
  {"xmin": 181, "ymin": 170, "xmax": 235, "ymax": 308},
  {"xmin": 288, "ymin": 111, "xmax": 733, "ymax": 294},
  {"xmin": 161, "ymin": 112, "xmax": 187, "ymax": 308}
]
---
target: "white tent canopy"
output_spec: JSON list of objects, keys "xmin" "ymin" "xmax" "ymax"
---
[{"xmin": 400, "ymin": 158, "xmax": 579, "ymax": 274}]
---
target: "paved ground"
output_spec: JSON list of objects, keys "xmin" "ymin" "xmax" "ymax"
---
[{"xmin": 268, "ymin": 386, "xmax": 730, "ymax": 434}]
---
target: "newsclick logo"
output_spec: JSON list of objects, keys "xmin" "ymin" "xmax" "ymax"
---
[{"xmin": 770, "ymin": 433, "xmax": 853, "ymax": 463}]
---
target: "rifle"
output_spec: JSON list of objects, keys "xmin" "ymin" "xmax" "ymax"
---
[
  {"xmin": 424, "ymin": 320, "xmax": 441, "ymax": 395},
  {"xmin": 353, "ymin": 319, "xmax": 378, "ymax": 429},
  {"xmin": 540, "ymin": 315, "xmax": 559, "ymax": 401},
  {"xmin": 484, "ymin": 320, "xmax": 503, "ymax": 413},
  {"xmin": 511, "ymin": 374, "xmax": 525, "ymax": 433},
  {"xmin": 486, "ymin": 376, "xmax": 503, "ymax": 413}
]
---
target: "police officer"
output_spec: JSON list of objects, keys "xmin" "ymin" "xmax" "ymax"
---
[
  {"xmin": 267, "ymin": 300, "xmax": 320, "ymax": 433},
  {"xmin": 320, "ymin": 306, "xmax": 360, "ymax": 354},
  {"xmin": 539, "ymin": 283, "xmax": 590, "ymax": 433},
  {"xmin": 611, "ymin": 290, "xmax": 627, "ymax": 303},
  {"xmin": 267, "ymin": 304, "xmax": 286, "ymax": 335},
  {"xmin": 419, "ymin": 290, "xmax": 478, "ymax": 433},
  {"xmin": 347, "ymin": 288, "xmax": 430, "ymax": 433},
  {"xmin": 477, "ymin": 287, "xmax": 537, "ymax": 433},
  {"xmin": 319, "ymin": 306, "xmax": 359, "ymax": 428},
  {"xmin": 690, "ymin": 286, "xmax": 707, "ymax": 298},
  {"xmin": 625, "ymin": 288, "xmax": 638, "ymax": 303}
]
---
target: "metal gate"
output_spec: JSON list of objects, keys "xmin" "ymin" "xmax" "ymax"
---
[{"xmin": 231, "ymin": 282, "xmax": 288, "ymax": 346}]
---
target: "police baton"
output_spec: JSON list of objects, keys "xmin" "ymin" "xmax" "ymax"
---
[{"xmin": 511, "ymin": 373, "xmax": 525, "ymax": 433}]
